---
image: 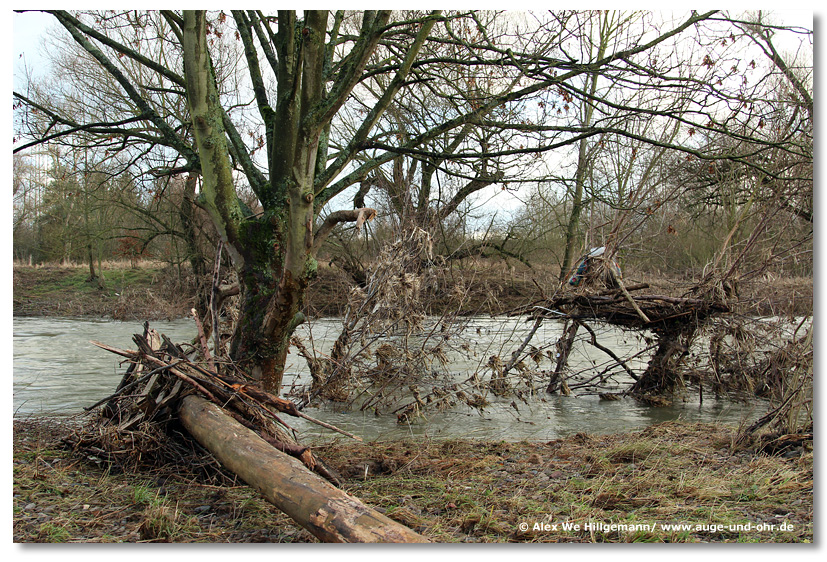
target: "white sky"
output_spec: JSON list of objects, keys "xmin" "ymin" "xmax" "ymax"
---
[
  {"xmin": 9, "ymin": 9, "xmax": 816, "ymax": 86},
  {"xmin": 6, "ymin": 8, "xmax": 817, "ymax": 218},
  {"xmin": 12, "ymin": 11, "xmax": 61, "ymax": 90}
]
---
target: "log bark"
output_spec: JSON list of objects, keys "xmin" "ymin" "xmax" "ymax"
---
[{"xmin": 178, "ymin": 394, "xmax": 429, "ymax": 543}]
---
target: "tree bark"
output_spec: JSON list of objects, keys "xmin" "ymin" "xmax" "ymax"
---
[
  {"xmin": 178, "ymin": 395, "xmax": 429, "ymax": 543},
  {"xmin": 547, "ymin": 318, "xmax": 580, "ymax": 394},
  {"xmin": 630, "ymin": 323, "xmax": 696, "ymax": 396},
  {"xmin": 182, "ymin": 10, "xmax": 244, "ymax": 267}
]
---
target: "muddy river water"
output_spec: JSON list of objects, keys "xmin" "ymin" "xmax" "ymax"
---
[{"xmin": 13, "ymin": 316, "xmax": 767, "ymax": 441}]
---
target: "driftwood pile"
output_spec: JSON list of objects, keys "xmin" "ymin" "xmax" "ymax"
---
[
  {"xmin": 512, "ymin": 251, "xmax": 732, "ymax": 400},
  {"xmin": 523, "ymin": 282, "xmax": 730, "ymax": 330},
  {"xmin": 68, "ymin": 320, "xmax": 429, "ymax": 543},
  {"xmin": 81, "ymin": 321, "xmax": 354, "ymax": 483}
]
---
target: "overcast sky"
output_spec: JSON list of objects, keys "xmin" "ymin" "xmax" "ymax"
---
[{"xmin": 10, "ymin": 9, "xmax": 815, "ymax": 87}]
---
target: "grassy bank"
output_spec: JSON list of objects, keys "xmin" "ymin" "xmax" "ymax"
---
[
  {"xmin": 13, "ymin": 418, "xmax": 812, "ymax": 543},
  {"xmin": 12, "ymin": 261, "xmax": 193, "ymax": 321},
  {"xmin": 12, "ymin": 260, "xmax": 814, "ymax": 320}
]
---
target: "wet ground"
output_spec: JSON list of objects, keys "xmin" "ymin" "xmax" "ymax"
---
[{"xmin": 13, "ymin": 417, "xmax": 812, "ymax": 543}]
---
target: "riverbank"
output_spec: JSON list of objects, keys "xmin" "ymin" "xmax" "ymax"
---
[
  {"xmin": 13, "ymin": 417, "xmax": 812, "ymax": 543},
  {"xmin": 12, "ymin": 262, "xmax": 193, "ymax": 321},
  {"xmin": 12, "ymin": 261, "xmax": 814, "ymax": 320}
]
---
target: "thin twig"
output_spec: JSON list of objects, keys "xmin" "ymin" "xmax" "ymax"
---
[
  {"xmin": 577, "ymin": 321, "xmax": 639, "ymax": 381},
  {"xmin": 191, "ymin": 308, "xmax": 214, "ymax": 371},
  {"xmin": 210, "ymin": 240, "xmax": 223, "ymax": 355}
]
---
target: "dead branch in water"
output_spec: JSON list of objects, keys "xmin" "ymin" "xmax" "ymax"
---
[
  {"xmin": 90, "ymin": 339, "xmax": 361, "ymax": 442},
  {"xmin": 509, "ymin": 245, "xmax": 733, "ymax": 399}
]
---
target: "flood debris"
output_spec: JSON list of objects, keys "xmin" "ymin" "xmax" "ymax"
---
[
  {"xmin": 735, "ymin": 323, "xmax": 813, "ymax": 445},
  {"xmin": 68, "ymin": 321, "xmax": 428, "ymax": 543},
  {"xmin": 82, "ymin": 323, "xmax": 349, "ymax": 480},
  {"xmin": 511, "ymin": 246, "xmax": 732, "ymax": 402},
  {"xmin": 290, "ymin": 227, "xmax": 483, "ymax": 419}
]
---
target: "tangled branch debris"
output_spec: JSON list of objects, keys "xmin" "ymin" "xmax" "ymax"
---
[
  {"xmin": 735, "ymin": 323, "xmax": 813, "ymax": 444},
  {"xmin": 292, "ymin": 227, "xmax": 477, "ymax": 415},
  {"xmin": 511, "ymin": 248, "xmax": 732, "ymax": 400},
  {"xmin": 68, "ymin": 322, "xmax": 357, "ymax": 484}
]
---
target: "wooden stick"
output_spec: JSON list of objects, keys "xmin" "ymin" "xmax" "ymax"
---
[
  {"xmin": 191, "ymin": 308, "xmax": 215, "ymax": 372},
  {"xmin": 577, "ymin": 321, "xmax": 639, "ymax": 381},
  {"xmin": 611, "ymin": 270, "xmax": 651, "ymax": 323},
  {"xmin": 83, "ymin": 360, "xmax": 182, "ymax": 411},
  {"xmin": 503, "ymin": 316, "xmax": 543, "ymax": 376},
  {"xmin": 230, "ymin": 384, "xmax": 363, "ymax": 441},
  {"xmin": 91, "ymin": 340, "xmax": 362, "ymax": 440},
  {"xmin": 210, "ymin": 240, "xmax": 223, "ymax": 356},
  {"xmin": 91, "ymin": 340, "xmax": 138, "ymax": 357},
  {"xmin": 162, "ymin": 363, "xmax": 217, "ymax": 402}
]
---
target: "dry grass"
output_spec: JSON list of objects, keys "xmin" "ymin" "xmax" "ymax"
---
[
  {"xmin": 12, "ymin": 418, "xmax": 314, "ymax": 543},
  {"xmin": 315, "ymin": 421, "xmax": 812, "ymax": 543},
  {"xmin": 12, "ymin": 258, "xmax": 812, "ymax": 321},
  {"xmin": 14, "ymin": 418, "xmax": 812, "ymax": 543},
  {"xmin": 12, "ymin": 261, "xmax": 194, "ymax": 320}
]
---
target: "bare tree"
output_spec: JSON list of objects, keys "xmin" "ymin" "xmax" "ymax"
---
[{"xmin": 18, "ymin": 9, "xmax": 801, "ymax": 397}]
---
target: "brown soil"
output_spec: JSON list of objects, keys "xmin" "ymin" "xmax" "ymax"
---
[{"xmin": 13, "ymin": 417, "xmax": 812, "ymax": 543}]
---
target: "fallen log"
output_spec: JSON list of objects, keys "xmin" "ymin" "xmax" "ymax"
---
[{"xmin": 178, "ymin": 394, "xmax": 429, "ymax": 543}]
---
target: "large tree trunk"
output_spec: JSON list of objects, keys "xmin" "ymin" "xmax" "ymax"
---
[
  {"xmin": 178, "ymin": 394, "xmax": 429, "ymax": 543},
  {"xmin": 183, "ymin": 11, "xmax": 306, "ymax": 395},
  {"xmin": 181, "ymin": 11, "xmax": 401, "ymax": 396},
  {"xmin": 225, "ymin": 212, "xmax": 310, "ymax": 393}
]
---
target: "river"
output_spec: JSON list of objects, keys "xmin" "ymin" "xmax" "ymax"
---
[{"xmin": 12, "ymin": 316, "xmax": 767, "ymax": 441}]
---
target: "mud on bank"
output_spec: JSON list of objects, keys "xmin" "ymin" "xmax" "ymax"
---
[{"xmin": 13, "ymin": 417, "xmax": 812, "ymax": 543}]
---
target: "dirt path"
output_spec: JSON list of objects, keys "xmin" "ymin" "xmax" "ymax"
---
[{"xmin": 13, "ymin": 418, "xmax": 812, "ymax": 543}]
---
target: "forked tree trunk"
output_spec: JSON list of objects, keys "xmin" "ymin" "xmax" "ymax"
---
[
  {"xmin": 181, "ymin": 10, "xmax": 428, "ymax": 396},
  {"xmin": 178, "ymin": 395, "xmax": 429, "ymax": 543}
]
